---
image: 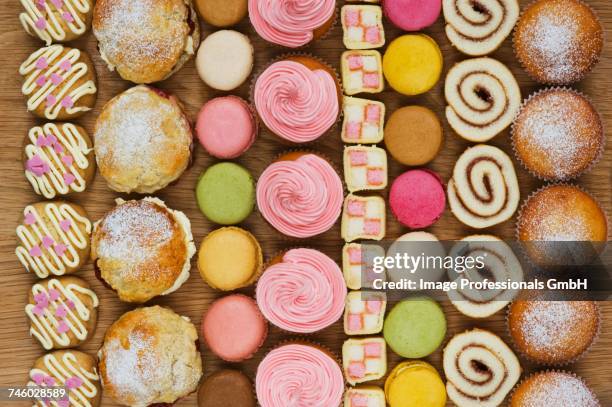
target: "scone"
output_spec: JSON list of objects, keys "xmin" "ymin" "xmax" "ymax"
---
[
  {"xmin": 93, "ymin": 0, "xmax": 200, "ymax": 84},
  {"xmin": 91, "ymin": 197, "xmax": 195, "ymax": 303},
  {"xmin": 98, "ymin": 306, "xmax": 202, "ymax": 407},
  {"xmin": 20, "ymin": 0, "xmax": 94, "ymax": 45},
  {"xmin": 19, "ymin": 45, "xmax": 97, "ymax": 120},
  {"xmin": 26, "ymin": 276, "xmax": 99, "ymax": 350},
  {"xmin": 94, "ymin": 85, "xmax": 193, "ymax": 194}
]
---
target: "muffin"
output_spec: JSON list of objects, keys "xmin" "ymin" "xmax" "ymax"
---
[
  {"xmin": 196, "ymin": 30, "xmax": 253, "ymax": 91},
  {"xmin": 98, "ymin": 306, "xmax": 202, "ymax": 406},
  {"xmin": 28, "ymin": 350, "xmax": 101, "ymax": 407},
  {"xmin": 26, "ymin": 276, "xmax": 99, "ymax": 350},
  {"xmin": 443, "ymin": 329, "xmax": 521, "ymax": 407},
  {"xmin": 248, "ymin": 0, "xmax": 336, "ymax": 47},
  {"xmin": 93, "ymin": 0, "xmax": 200, "ymax": 84},
  {"xmin": 201, "ymin": 294, "xmax": 267, "ymax": 362},
  {"xmin": 253, "ymin": 57, "xmax": 341, "ymax": 143},
  {"xmin": 19, "ymin": 45, "xmax": 97, "ymax": 120},
  {"xmin": 510, "ymin": 370, "xmax": 600, "ymax": 407},
  {"xmin": 94, "ymin": 85, "xmax": 192, "ymax": 194},
  {"xmin": 513, "ymin": 0, "xmax": 603, "ymax": 84},
  {"xmin": 16, "ymin": 201, "xmax": 92, "ymax": 279},
  {"xmin": 512, "ymin": 88, "xmax": 604, "ymax": 181},
  {"xmin": 23, "ymin": 122, "xmax": 95, "ymax": 199},
  {"xmin": 195, "ymin": 162, "xmax": 255, "ymax": 225},
  {"xmin": 385, "ymin": 361, "xmax": 446, "ymax": 407},
  {"xmin": 91, "ymin": 197, "xmax": 196, "ymax": 303},
  {"xmin": 343, "ymin": 337, "xmax": 386, "ymax": 385},
  {"xmin": 390, "ymin": 169, "xmax": 446, "ymax": 229},
  {"xmin": 198, "ymin": 227, "xmax": 262, "ymax": 291},
  {"xmin": 256, "ymin": 248, "xmax": 347, "ymax": 333},
  {"xmin": 383, "ymin": 0, "xmax": 442, "ymax": 31},
  {"xmin": 257, "ymin": 152, "xmax": 343, "ymax": 238},
  {"xmin": 20, "ymin": 0, "xmax": 94, "ymax": 45},
  {"xmin": 256, "ymin": 343, "xmax": 344, "ymax": 407},
  {"xmin": 196, "ymin": 0, "xmax": 247, "ymax": 27},
  {"xmin": 508, "ymin": 300, "xmax": 600, "ymax": 365},
  {"xmin": 198, "ymin": 369, "xmax": 256, "ymax": 407},
  {"xmin": 517, "ymin": 184, "xmax": 608, "ymax": 267},
  {"xmin": 343, "ymin": 145, "xmax": 388, "ymax": 193}
]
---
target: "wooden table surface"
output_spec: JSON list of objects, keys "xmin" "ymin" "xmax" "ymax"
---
[{"xmin": 0, "ymin": 1, "xmax": 611, "ymax": 406}]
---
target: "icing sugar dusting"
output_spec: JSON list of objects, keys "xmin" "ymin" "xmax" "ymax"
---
[{"xmin": 521, "ymin": 372, "xmax": 599, "ymax": 406}]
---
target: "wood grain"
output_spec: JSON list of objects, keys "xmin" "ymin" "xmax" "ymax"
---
[{"xmin": 0, "ymin": 1, "xmax": 611, "ymax": 406}]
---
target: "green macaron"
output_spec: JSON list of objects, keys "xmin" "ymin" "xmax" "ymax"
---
[
  {"xmin": 383, "ymin": 296, "xmax": 447, "ymax": 358},
  {"xmin": 196, "ymin": 162, "xmax": 255, "ymax": 225}
]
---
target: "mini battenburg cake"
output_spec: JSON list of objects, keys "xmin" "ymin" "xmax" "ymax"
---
[
  {"xmin": 342, "ymin": 5, "xmax": 385, "ymax": 49},
  {"xmin": 344, "ymin": 145, "xmax": 387, "ymax": 192},
  {"xmin": 342, "ymin": 243, "xmax": 386, "ymax": 290},
  {"xmin": 342, "ymin": 96, "xmax": 385, "ymax": 144},
  {"xmin": 342, "ymin": 194, "xmax": 386, "ymax": 242},
  {"xmin": 344, "ymin": 291, "xmax": 386, "ymax": 335},
  {"xmin": 344, "ymin": 386, "xmax": 386, "ymax": 407},
  {"xmin": 342, "ymin": 50, "xmax": 384, "ymax": 95},
  {"xmin": 343, "ymin": 337, "xmax": 387, "ymax": 385}
]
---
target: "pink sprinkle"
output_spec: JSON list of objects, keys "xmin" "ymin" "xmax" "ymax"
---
[
  {"xmin": 350, "ymin": 151, "xmax": 368, "ymax": 166},
  {"xmin": 62, "ymin": 12, "xmax": 74, "ymax": 23},
  {"xmin": 66, "ymin": 299, "xmax": 75, "ymax": 309},
  {"xmin": 36, "ymin": 0, "xmax": 46, "ymax": 11},
  {"xmin": 350, "ymin": 394, "xmax": 369, "ymax": 407},
  {"xmin": 35, "ymin": 57, "xmax": 48, "ymax": 70},
  {"xmin": 48, "ymin": 289, "xmax": 60, "ymax": 301},
  {"xmin": 61, "ymin": 96, "xmax": 73, "ymax": 108},
  {"xmin": 345, "ymin": 121, "xmax": 361, "ymax": 139},
  {"xmin": 63, "ymin": 173, "xmax": 75, "ymax": 185},
  {"xmin": 55, "ymin": 305, "xmax": 67, "ymax": 318},
  {"xmin": 36, "ymin": 135, "xmax": 49, "ymax": 147},
  {"xmin": 365, "ymin": 105, "xmax": 381, "ymax": 122},
  {"xmin": 33, "ymin": 305, "xmax": 46, "ymax": 316},
  {"xmin": 345, "ymin": 9, "xmax": 360, "ymax": 27},
  {"xmin": 365, "ymin": 27, "xmax": 380, "ymax": 44},
  {"xmin": 367, "ymin": 168, "xmax": 385, "ymax": 185},
  {"xmin": 348, "ymin": 247, "xmax": 362, "ymax": 264},
  {"xmin": 24, "ymin": 212, "xmax": 37, "ymax": 225},
  {"xmin": 46, "ymin": 134, "xmax": 57, "ymax": 145},
  {"xmin": 61, "ymin": 155, "xmax": 73, "ymax": 166},
  {"xmin": 348, "ymin": 314, "xmax": 362, "ymax": 331},
  {"xmin": 50, "ymin": 73, "xmax": 62, "ymax": 85},
  {"xmin": 56, "ymin": 320, "xmax": 69, "ymax": 334},
  {"xmin": 54, "ymin": 243, "xmax": 67, "ymax": 256},
  {"xmin": 36, "ymin": 75, "xmax": 48, "ymax": 87},
  {"xmin": 59, "ymin": 59, "xmax": 72, "ymax": 71},
  {"xmin": 34, "ymin": 292, "xmax": 48, "ymax": 305},
  {"xmin": 363, "ymin": 73, "xmax": 380, "ymax": 88},
  {"xmin": 54, "ymin": 143, "xmax": 64, "ymax": 153},
  {"xmin": 46, "ymin": 94, "xmax": 57, "ymax": 107},
  {"xmin": 35, "ymin": 17, "xmax": 47, "ymax": 30},
  {"xmin": 65, "ymin": 376, "xmax": 82, "ymax": 389},
  {"xmin": 347, "ymin": 200, "xmax": 366, "ymax": 217},
  {"xmin": 51, "ymin": 0, "xmax": 63, "ymax": 6},
  {"xmin": 348, "ymin": 55, "xmax": 363, "ymax": 70},
  {"xmin": 29, "ymin": 245, "xmax": 42, "ymax": 257},
  {"xmin": 348, "ymin": 362, "xmax": 366, "ymax": 378},
  {"xmin": 57, "ymin": 400, "xmax": 69, "ymax": 407},
  {"xmin": 44, "ymin": 376, "xmax": 55, "ymax": 386},
  {"xmin": 59, "ymin": 219, "xmax": 72, "ymax": 231},
  {"xmin": 41, "ymin": 235, "xmax": 54, "ymax": 249},
  {"xmin": 364, "ymin": 342, "xmax": 382, "ymax": 357},
  {"xmin": 366, "ymin": 300, "xmax": 382, "ymax": 313},
  {"xmin": 26, "ymin": 155, "xmax": 50, "ymax": 177},
  {"xmin": 364, "ymin": 219, "xmax": 381, "ymax": 235},
  {"xmin": 32, "ymin": 373, "xmax": 45, "ymax": 385}
]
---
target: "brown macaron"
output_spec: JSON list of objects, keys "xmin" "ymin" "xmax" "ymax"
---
[
  {"xmin": 196, "ymin": 0, "xmax": 247, "ymax": 27},
  {"xmin": 384, "ymin": 106, "xmax": 443, "ymax": 166},
  {"xmin": 198, "ymin": 369, "xmax": 255, "ymax": 407}
]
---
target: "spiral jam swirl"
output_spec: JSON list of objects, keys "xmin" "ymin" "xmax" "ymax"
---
[
  {"xmin": 256, "ymin": 344, "xmax": 344, "ymax": 407},
  {"xmin": 443, "ymin": 329, "xmax": 521, "ymax": 407},
  {"xmin": 448, "ymin": 144, "xmax": 519, "ymax": 229},
  {"xmin": 445, "ymin": 57, "xmax": 521, "ymax": 142},
  {"xmin": 254, "ymin": 60, "xmax": 339, "ymax": 143},
  {"xmin": 443, "ymin": 0, "xmax": 520, "ymax": 56},
  {"xmin": 256, "ymin": 248, "xmax": 346, "ymax": 333},
  {"xmin": 248, "ymin": 0, "xmax": 335, "ymax": 47},
  {"xmin": 257, "ymin": 154, "xmax": 343, "ymax": 238}
]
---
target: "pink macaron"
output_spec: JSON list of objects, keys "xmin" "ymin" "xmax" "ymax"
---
[
  {"xmin": 389, "ymin": 169, "xmax": 446, "ymax": 229},
  {"xmin": 196, "ymin": 96, "xmax": 257, "ymax": 159},
  {"xmin": 383, "ymin": 0, "xmax": 442, "ymax": 31},
  {"xmin": 201, "ymin": 294, "xmax": 268, "ymax": 362}
]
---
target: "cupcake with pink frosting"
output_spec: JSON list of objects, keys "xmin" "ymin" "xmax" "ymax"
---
[
  {"xmin": 248, "ymin": 0, "xmax": 337, "ymax": 48},
  {"xmin": 253, "ymin": 56, "xmax": 341, "ymax": 144},
  {"xmin": 256, "ymin": 248, "xmax": 347, "ymax": 333},
  {"xmin": 256, "ymin": 152, "xmax": 344, "ymax": 238},
  {"xmin": 256, "ymin": 343, "xmax": 345, "ymax": 407}
]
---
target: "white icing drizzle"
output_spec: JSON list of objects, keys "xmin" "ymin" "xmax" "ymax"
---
[
  {"xmin": 19, "ymin": 45, "xmax": 96, "ymax": 120},
  {"xmin": 25, "ymin": 278, "xmax": 98, "ymax": 350},
  {"xmin": 25, "ymin": 123, "xmax": 92, "ymax": 199},
  {"xmin": 28, "ymin": 352, "xmax": 99, "ymax": 407},
  {"xmin": 20, "ymin": 0, "xmax": 91, "ymax": 45},
  {"xmin": 16, "ymin": 202, "xmax": 91, "ymax": 278}
]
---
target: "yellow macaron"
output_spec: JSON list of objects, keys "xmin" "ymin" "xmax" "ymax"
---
[
  {"xmin": 384, "ymin": 361, "xmax": 447, "ymax": 407},
  {"xmin": 383, "ymin": 34, "xmax": 443, "ymax": 96}
]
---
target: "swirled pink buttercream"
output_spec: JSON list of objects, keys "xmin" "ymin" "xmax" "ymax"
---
[
  {"xmin": 248, "ymin": 0, "xmax": 335, "ymax": 47},
  {"xmin": 256, "ymin": 344, "xmax": 344, "ymax": 407},
  {"xmin": 256, "ymin": 248, "xmax": 347, "ymax": 333},
  {"xmin": 256, "ymin": 154, "xmax": 343, "ymax": 238},
  {"xmin": 253, "ymin": 60, "xmax": 339, "ymax": 143}
]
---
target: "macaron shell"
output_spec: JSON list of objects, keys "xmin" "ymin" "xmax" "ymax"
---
[
  {"xmin": 389, "ymin": 169, "xmax": 446, "ymax": 229},
  {"xmin": 385, "ymin": 361, "xmax": 446, "ymax": 407},
  {"xmin": 383, "ymin": 0, "xmax": 442, "ymax": 31},
  {"xmin": 202, "ymin": 294, "xmax": 267, "ymax": 362},
  {"xmin": 198, "ymin": 369, "xmax": 255, "ymax": 407}
]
